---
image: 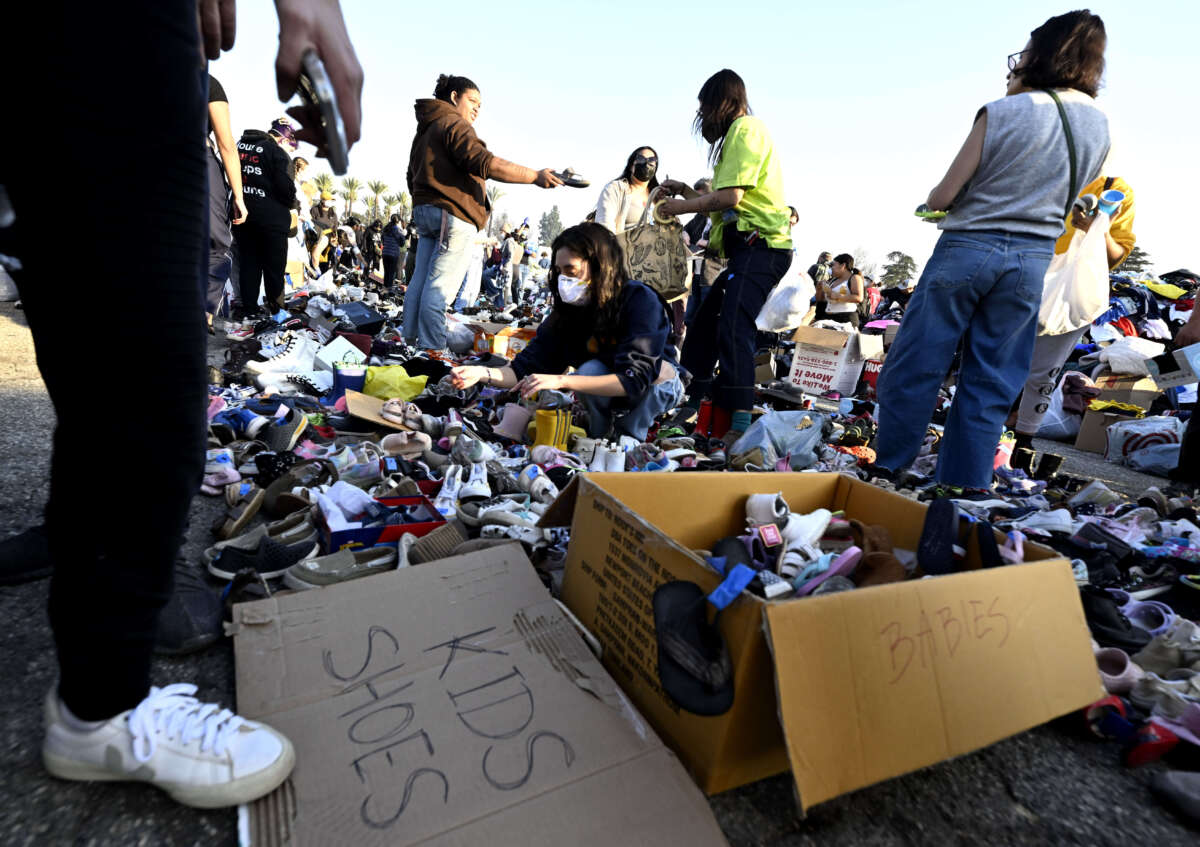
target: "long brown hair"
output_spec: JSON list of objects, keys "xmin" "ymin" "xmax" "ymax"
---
[
  {"xmin": 1020, "ymin": 10, "xmax": 1106, "ymax": 97},
  {"xmin": 693, "ymin": 69, "xmax": 750, "ymax": 166},
  {"xmin": 546, "ymin": 223, "xmax": 628, "ymax": 334}
]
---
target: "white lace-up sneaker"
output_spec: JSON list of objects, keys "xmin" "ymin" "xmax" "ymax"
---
[
  {"xmin": 42, "ymin": 684, "xmax": 294, "ymax": 808},
  {"xmin": 246, "ymin": 335, "xmax": 321, "ymax": 376}
]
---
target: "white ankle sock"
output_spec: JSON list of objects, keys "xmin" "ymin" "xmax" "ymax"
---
[{"xmin": 59, "ymin": 696, "xmax": 107, "ymax": 733}]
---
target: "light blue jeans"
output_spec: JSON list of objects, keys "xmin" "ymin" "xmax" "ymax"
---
[
  {"xmin": 401, "ymin": 204, "xmax": 477, "ymax": 348},
  {"xmin": 875, "ymin": 230, "xmax": 1054, "ymax": 488},
  {"xmin": 576, "ymin": 359, "xmax": 683, "ymax": 441}
]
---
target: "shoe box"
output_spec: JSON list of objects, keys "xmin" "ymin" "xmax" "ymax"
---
[
  {"xmin": 336, "ymin": 301, "xmax": 386, "ymax": 335},
  {"xmin": 1074, "ymin": 407, "xmax": 1138, "ymax": 453},
  {"xmin": 319, "ymin": 494, "xmax": 446, "ymax": 553},
  {"xmin": 230, "ymin": 545, "xmax": 727, "ymax": 847},
  {"xmin": 787, "ymin": 326, "xmax": 884, "ymax": 397},
  {"xmin": 543, "ymin": 473, "xmax": 1101, "ymax": 811},
  {"xmin": 1092, "ymin": 374, "xmax": 1161, "ymax": 410}
]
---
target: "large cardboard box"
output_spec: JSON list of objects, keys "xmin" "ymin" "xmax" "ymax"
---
[
  {"xmin": 549, "ymin": 474, "xmax": 1100, "ymax": 809},
  {"xmin": 231, "ymin": 546, "xmax": 727, "ymax": 846},
  {"xmin": 1094, "ymin": 374, "xmax": 1160, "ymax": 410},
  {"xmin": 1074, "ymin": 408, "xmax": 1133, "ymax": 453},
  {"xmin": 788, "ymin": 327, "xmax": 884, "ymax": 395}
]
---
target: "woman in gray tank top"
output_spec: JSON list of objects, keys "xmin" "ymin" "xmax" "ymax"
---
[{"xmin": 872, "ymin": 10, "xmax": 1110, "ymax": 493}]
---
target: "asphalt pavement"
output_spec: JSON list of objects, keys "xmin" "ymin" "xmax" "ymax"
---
[{"xmin": 0, "ymin": 302, "xmax": 1195, "ymax": 846}]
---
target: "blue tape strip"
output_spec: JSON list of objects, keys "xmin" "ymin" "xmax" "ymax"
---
[{"xmin": 708, "ymin": 564, "xmax": 756, "ymax": 610}]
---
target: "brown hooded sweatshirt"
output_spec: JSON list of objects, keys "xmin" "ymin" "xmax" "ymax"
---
[{"xmin": 407, "ymin": 98, "xmax": 495, "ymax": 231}]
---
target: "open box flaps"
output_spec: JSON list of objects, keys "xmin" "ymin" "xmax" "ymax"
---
[
  {"xmin": 762, "ymin": 559, "xmax": 1101, "ymax": 811},
  {"xmin": 231, "ymin": 546, "xmax": 726, "ymax": 846}
]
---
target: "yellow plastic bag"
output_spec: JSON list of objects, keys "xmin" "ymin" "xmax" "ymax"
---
[{"xmin": 362, "ymin": 366, "xmax": 427, "ymax": 401}]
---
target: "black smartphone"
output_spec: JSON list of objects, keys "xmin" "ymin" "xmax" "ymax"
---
[{"xmin": 297, "ymin": 50, "xmax": 349, "ymax": 176}]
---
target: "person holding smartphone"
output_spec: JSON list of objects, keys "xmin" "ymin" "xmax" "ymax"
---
[
  {"xmin": 0, "ymin": 0, "xmax": 362, "ymax": 810},
  {"xmin": 403, "ymin": 73, "xmax": 563, "ymax": 350}
]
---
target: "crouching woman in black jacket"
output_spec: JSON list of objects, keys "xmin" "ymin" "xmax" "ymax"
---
[{"xmin": 450, "ymin": 223, "xmax": 683, "ymax": 441}]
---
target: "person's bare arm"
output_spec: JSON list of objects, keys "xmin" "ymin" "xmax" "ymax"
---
[
  {"xmin": 488, "ymin": 158, "xmax": 562, "ymax": 188},
  {"xmin": 208, "ymin": 99, "xmax": 247, "ymax": 224},
  {"xmin": 927, "ymin": 112, "xmax": 987, "ymax": 211},
  {"xmin": 658, "ymin": 187, "xmax": 744, "ymax": 217},
  {"xmin": 1176, "ymin": 307, "xmax": 1200, "ymax": 348}
]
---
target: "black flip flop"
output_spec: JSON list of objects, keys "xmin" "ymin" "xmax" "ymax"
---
[
  {"xmin": 976, "ymin": 521, "xmax": 1004, "ymax": 569},
  {"xmin": 917, "ymin": 497, "xmax": 960, "ymax": 575},
  {"xmin": 552, "ymin": 169, "xmax": 590, "ymax": 188},
  {"xmin": 653, "ymin": 581, "xmax": 734, "ymax": 716}
]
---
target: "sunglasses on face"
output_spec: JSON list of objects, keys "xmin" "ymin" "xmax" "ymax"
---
[
  {"xmin": 634, "ymin": 155, "xmax": 658, "ymax": 164},
  {"xmin": 1007, "ymin": 50, "xmax": 1027, "ymax": 72}
]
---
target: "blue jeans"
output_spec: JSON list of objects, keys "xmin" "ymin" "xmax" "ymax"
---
[
  {"xmin": 680, "ymin": 241, "xmax": 792, "ymax": 411},
  {"xmin": 683, "ymin": 277, "xmax": 713, "ymax": 327},
  {"xmin": 401, "ymin": 204, "xmax": 477, "ymax": 348},
  {"xmin": 481, "ymin": 265, "xmax": 503, "ymax": 306},
  {"xmin": 875, "ymin": 230, "xmax": 1054, "ymax": 488},
  {"xmin": 576, "ymin": 359, "xmax": 683, "ymax": 441}
]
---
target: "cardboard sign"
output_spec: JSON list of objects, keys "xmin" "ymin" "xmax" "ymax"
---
[
  {"xmin": 231, "ymin": 548, "xmax": 727, "ymax": 846},
  {"xmin": 344, "ymin": 389, "xmax": 412, "ymax": 432},
  {"xmin": 547, "ymin": 474, "xmax": 1100, "ymax": 807},
  {"xmin": 788, "ymin": 327, "xmax": 883, "ymax": 395}
]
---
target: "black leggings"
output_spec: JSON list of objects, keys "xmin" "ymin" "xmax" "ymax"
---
[
  {"xmin": 383, "ymin": 254, "xmax": 400, "ymax": 288},
  {"xmin": 681, "ymin": 238, "xmax": 792, "ymax": 411},
  {"xmin": 1, "ymin": 0, "xmax": 209, "ymax": 719},
  {"xmin": 235, "ymin": 223, "xmax": 288, "ymax": 312}
]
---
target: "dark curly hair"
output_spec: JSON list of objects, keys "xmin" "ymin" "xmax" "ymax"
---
[{"xmin": 1018, "ymin": 10, "xmax": 1106, "ymax": 97}]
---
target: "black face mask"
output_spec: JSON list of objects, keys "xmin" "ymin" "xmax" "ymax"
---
[{"xmin": 632, "ymin": 162, "xmax": 656, "ymax": 182}]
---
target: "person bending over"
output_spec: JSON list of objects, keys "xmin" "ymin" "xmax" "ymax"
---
[{"xmin": 450, "ymin": 223, "xmax": 683, "ymax": 442}]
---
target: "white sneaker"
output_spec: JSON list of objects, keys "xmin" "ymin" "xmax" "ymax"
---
[
  {"xmin": 434, "ymin": 464, "xmax": 465, "ymax": 516},
  {"xmin": 780, "ymin": 508, "xmax": 832, "ymax": 550},
  {"xmin": 587, "ymin": 442, "xmax": 610, "ymax": 472},
  {"xmin": 42, "ymin": 685, "xmax": 294, "ymax": 809},
  {"xmin": 746, "ymin": 492, "xmax": 790, "ymax": 528},
  {"xmin": 460, "ymin": 462, "xmax": 492, "ymax": 500},
  {"xmin": 246, "ymin": 335, "xmax": 321, "ymax": 375},
  {"xmin": 1068, "ymin": 480, "xmax": 1123, "ymax": 507}
]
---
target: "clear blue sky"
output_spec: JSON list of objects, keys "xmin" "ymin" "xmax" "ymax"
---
[{"xmin": 213, "ymin": 0, "xmax": 1199, "ymax": 275}]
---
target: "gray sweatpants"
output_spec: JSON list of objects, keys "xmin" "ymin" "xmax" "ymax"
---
[{"xmin": 1016, "ymin": 326, "xmax": 1088, "ymax": 435}]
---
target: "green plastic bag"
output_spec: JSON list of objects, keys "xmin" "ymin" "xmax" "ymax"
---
[{"xmin": 362, "ymin": 366, "xmax": 427, "ymax": 401}]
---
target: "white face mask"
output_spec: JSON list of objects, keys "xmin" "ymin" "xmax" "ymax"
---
[{"xmin": 557, "ymin": 274, "xmax": 591, "ymax": 306}]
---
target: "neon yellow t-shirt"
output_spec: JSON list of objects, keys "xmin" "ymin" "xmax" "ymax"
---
[
  {"xmin": 709, "ymin": 116, "xmax": 793, "ymax": 254},
  {"xmin": 1054, "ymin": 176, "xmax": 1136, "ymax": 265}
]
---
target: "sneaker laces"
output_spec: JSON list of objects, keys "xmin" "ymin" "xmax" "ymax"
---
[{"xmin": 127, "ymin": 684, "xmax": 245, "ymax": 763}]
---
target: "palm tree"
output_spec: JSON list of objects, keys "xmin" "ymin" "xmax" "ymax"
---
[
  {"xmin": 486, "ymin": 183, "xmax": 506, "ymax": 235},
  {"xmin": 382, "ymin": 194, "xmax": 400, "ymax": 219},
  {"xmin": 366, "ymin": 179, "xmax": 388, "ymax": 222},
  {"xmin": 396, "ymin": 191, "xmax": 412, "ymax": 222},
  {"xmin": 340, "ymin": 176, "xmax": 362, "ymax": 216},
  {"xmin": 312, "ymin": 172, "xmax": 335, "ymax": 194}
]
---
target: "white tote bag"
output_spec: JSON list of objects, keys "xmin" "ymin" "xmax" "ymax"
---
[{"xmin": 1037, "ymin": 211, "xmax": 1111, "ymax": 336}]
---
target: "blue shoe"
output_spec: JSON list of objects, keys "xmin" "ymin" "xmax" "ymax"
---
[
  {"xmin": 213, "ymin": 407, "xmax": 271, "ymax": 439},
  {"xmin": 321, "ymin": 362, "xmax": 367, "ymax": 406}
]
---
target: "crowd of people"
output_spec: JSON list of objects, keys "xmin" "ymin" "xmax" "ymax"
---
[{"xmin": 2, "ymin": 2, "xmax": 1199, "ymax": 831}]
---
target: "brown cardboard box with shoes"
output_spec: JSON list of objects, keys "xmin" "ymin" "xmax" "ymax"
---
[{"xmin": 542, "ymin": 473, "xmax": 1101, "ymax": 811}]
